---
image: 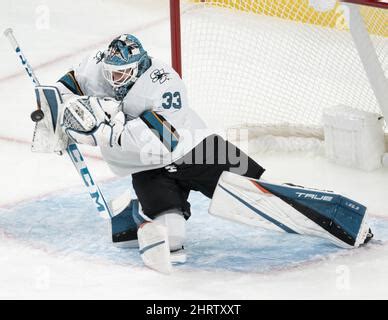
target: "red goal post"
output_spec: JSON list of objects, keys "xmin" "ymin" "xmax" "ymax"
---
[{"xmin": 342, "ymin": 0, "xmax": 388, "ymax": 9}]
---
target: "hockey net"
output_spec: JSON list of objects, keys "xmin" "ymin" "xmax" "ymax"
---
[{"xmin": 173, "ymin": 0, "xmax": 388, "ymax": 152}]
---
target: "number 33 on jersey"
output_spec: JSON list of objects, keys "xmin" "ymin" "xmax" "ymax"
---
[{"xmin": 162, "ymin": 92, "xmax": 182, "ymax": 109}]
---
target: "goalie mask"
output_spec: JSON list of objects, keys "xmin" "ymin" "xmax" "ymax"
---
[{"xmin": 101, "ymin": 34, "xmax": 151, "ymax": 100}]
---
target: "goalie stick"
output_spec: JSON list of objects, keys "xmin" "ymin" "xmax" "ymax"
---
[
  {"xmin": 3, "ymin": 28, "xmax": 44, "ymax": 122},
  {"xmin": 3, "ymin": 28, "xmax": 113, "ymax": 220}
]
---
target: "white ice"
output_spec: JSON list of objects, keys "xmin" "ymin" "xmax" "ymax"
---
[{"xmin": 1, "ymin": 0, "xmax": 388, "ymax": 299}]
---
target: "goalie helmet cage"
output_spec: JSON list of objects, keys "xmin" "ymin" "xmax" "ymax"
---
[{"xmin": 169, "ymin": 0, "xmax": 388, "ymax": 141}]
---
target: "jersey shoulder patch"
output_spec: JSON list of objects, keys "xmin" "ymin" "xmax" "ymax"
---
[
  {"xmin": 145, "ymin": 59, "xmax": 181, "ymax": 89},
  {"xmin": 149, "ymin": 67, "xmax": 173, "ymax": 85},
  {"xmin": 143, "ymin": 60, "xmax": 186, "ymax": 111}
]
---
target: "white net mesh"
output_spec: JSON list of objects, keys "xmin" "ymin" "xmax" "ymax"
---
[{"xmin": 180, "ymin": 0, "xmax": 388, "ymax": 138}]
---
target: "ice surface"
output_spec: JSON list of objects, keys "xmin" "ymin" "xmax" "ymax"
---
[{"xmin": 1, "ymin": 176, "xmax": 388, "ymax": 274}]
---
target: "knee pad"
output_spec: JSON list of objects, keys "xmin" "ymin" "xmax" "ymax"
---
[{"xmin": 154, "ymin": 210, "xmax": 186, "ymax": 251}]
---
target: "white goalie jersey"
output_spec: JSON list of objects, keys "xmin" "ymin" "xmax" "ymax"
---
[{"xmin": 56, "ymin": 53, "xmax": 210, "ymax": 175}]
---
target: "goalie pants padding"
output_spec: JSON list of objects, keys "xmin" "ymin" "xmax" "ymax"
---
[{"xmin": 132, "ymin": 135, "xmax": 265, "ymax": 219}]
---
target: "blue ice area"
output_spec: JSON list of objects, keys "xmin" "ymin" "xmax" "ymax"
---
[{"xmin": 1, "ymin": 176, "xmax": 388, "ymax": 273}]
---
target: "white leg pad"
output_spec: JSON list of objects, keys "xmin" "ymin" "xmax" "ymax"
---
[
  {"xmin": 209, "ymin": 171, "xmax": 370, "ymax": 248},
  {"xmin": 137, "ymin": 222, "xmax": 172, "ymax": 274},
  {"xmin": 154, "ymin": 211, "xmax": 186, "ymax": 252}
]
